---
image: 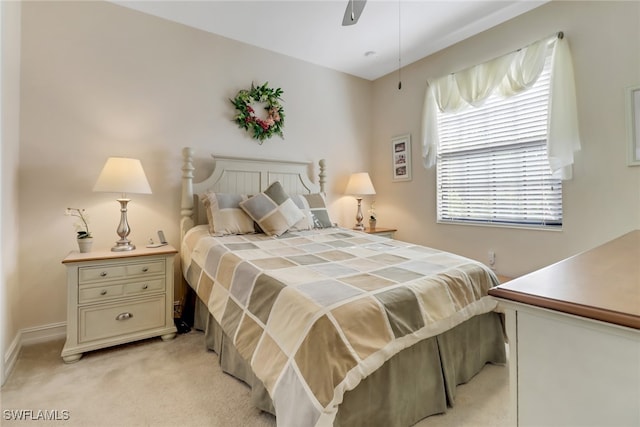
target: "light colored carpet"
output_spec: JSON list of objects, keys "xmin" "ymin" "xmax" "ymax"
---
[{"xmin": 1, "ymin": 331, "xmax": 509, "ymax": 427}]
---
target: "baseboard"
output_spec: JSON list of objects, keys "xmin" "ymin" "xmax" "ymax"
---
[
  {"xmin": 3, "ymin": 331, "xmax": 21, "ymax": 385},
  {"xmin": 3, "ymin": 322, "xmax": 66, "ymax": 384},
  {"xmin": 20, "ymin": 321, "xmax": 66, "ymax": 346}
]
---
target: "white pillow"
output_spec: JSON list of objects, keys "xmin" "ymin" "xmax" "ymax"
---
[{"xmin": 201, "ymin": 191, "xmax": 255, "ymax": 235}]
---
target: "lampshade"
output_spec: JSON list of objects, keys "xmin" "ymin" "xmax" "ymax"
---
[
  {"xmin": 93, "ymin": 157, "xmax": 152, "ymax": 195},
  {"xmin": 345, "ymin": 172, "xmax": 376, "ymax": 196}
]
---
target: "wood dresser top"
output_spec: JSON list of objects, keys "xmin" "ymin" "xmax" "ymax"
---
[
  {"xmin": 62, "ymin": 245, "xmax": 178, "ymax": 264},
  {"xmin": 489, "ymin": 230, "xmax": 640, "ymax": 330}
]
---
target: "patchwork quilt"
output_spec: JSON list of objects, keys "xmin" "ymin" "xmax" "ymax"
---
[{"xmin": 181, "ymin": 226, "xmax": 499, "ymax": 427}]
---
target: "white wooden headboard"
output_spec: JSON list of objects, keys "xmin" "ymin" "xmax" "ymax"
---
[{"xmin": 180, "ymin": 147, "xmax": 326, "ymax": 239}]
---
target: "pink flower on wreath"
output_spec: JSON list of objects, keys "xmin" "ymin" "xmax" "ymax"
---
[
  {"xmin": 255, "ymin": 119, "xmax": 269, "ymax": 130},
  {"xmin": 269, "ymin": 108, "xmax": 281, "ymax": 122},
  {"xmin": 247, "ymin": 105, "xmax": 255, "ymax": 113}
]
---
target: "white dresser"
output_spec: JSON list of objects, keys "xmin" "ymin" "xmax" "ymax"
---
[
  {"xmin": 61, "ymin": 246, "xmax": 178, "ymax": 363},
  {"xmin": 489, "ymin": 231, "xmax": 640, "ymax": 427}
]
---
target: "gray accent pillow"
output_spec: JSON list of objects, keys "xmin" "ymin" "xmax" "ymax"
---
[
  {"xmin": 292, "ymin": 193, "xmax": 333, "ymax": 229},
  {"xmin": 239, "ymin": 181, "xmax": 305, "ymax": 236}
]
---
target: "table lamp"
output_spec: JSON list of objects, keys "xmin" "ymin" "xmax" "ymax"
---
[
  {"xmin": 93, "ymin": 157, "xmax": 152, "ymax": 251},
  {"xmin": 345, "ymin": 172, "xmax": 376, "ymax": 231}
]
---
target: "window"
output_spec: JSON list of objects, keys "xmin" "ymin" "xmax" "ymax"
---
[{"xmin": 436, "ymin": 54, "xmax": 562, "ymax": 229}]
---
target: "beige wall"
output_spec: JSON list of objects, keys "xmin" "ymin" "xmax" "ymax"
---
[
  {"xmin": 371, "ymin": 0, "xmax": 640, "ymax": 277},
  {"xmin": 2, "ymin": 0, "xmax": 22, "ymax": 383},
  {"xmin": 17, "ymin": 1, "xmax": 371, "ymax": 333}
]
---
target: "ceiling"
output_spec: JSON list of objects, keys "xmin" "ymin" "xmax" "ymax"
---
[{"xmin": 113, "ymin": 0, "xmax": 548, "ymax": 81}]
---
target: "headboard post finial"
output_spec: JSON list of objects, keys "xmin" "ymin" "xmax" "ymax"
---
[
  {"xmin": 319, "ymin": 159, "xmax": 327, "ymax": 194},
  {"xmin": 180, "ymin": 147, "xmax": 195, "ymax": 240}
]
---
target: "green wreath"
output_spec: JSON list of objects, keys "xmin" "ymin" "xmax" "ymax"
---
[{"xmin": 231, "ymin": 82, "xmax": 285, "ymax": 143}]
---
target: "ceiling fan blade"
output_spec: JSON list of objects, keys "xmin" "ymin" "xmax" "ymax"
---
[{"xmin": 342, "ymin": 0, "xmax": 367, "ymax": 26}]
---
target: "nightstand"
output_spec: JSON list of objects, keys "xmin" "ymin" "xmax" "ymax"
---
[
  {"xmin": 61, "ymin": 246, "xmax": 178, "ymax": 363},
  {"xmin": 364, "ymin": 227, "xmax": 397, "ymax": 239}
]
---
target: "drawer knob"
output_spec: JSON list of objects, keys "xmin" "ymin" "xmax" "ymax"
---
[
  {"xmin": 142, "ymin": 284, "xmax": 148, "ymax": 290},
  {"xmin": 115, "ymin": 312, "xmax": 133, "ymax": 321},
  {"xmin": 100, "ymin": 290, "xmax": 108, "ymax": 296},
  {"xmin": 141, "ymin": 267, "xmax": 149, "ymax": 273},
  {"xmin": 100, "ymin": 272, "xmax": 108, "ymax": 277}
]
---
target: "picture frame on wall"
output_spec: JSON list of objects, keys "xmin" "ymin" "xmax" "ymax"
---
[
  {"xmin": 392, "ymin": 134, "xmax": 412, "ymax": 181},
  {"xmin": 627, "ymin": 85, "xmax": 640, "ymax": 166}
]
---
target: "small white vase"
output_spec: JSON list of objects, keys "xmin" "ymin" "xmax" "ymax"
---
[{"xmin": 77, "ymin": 238, "xmax": 93, "ymax": 253}]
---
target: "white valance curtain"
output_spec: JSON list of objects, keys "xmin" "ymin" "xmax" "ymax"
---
[{"xmin": 421, "ymin": 33, "xmax": 581, "ymax": 179}]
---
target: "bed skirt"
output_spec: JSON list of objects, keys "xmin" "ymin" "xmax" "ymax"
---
[{"xmin": 193, "ymin": 297, "xmax": 506, "ymax": 427}]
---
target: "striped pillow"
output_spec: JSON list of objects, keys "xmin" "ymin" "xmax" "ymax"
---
[{"xmin": 239, "ymin": 181, "xmax": 305, "ymax": 236}]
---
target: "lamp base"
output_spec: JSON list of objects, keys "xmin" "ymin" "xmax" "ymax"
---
[
  {"xmin": 111, "ymin": 241, "xmax": 136, "ymax": 252},
  {"xmin": 111, "ymin": 198, "xmax": 136, "ymax": 252},
  {"xmin": 353, "ymin": 197, "xmax": 365, "ymax": 231}
]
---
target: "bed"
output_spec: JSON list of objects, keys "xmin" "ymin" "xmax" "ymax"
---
[{"xmin": 179, "ymin": 147, "xmax": 506, "ymax": 427}]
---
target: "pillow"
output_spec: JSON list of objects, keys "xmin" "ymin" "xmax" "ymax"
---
[
  {"xmin": 290, "ymin": 193, "xmax": 334, "ymax": 229},
  {"xmin": 288, "ymin": 194, "xmax": 315, "ymax": 231},
  {"xmin": 201, "ymin": 191, "xmax": 255, "ymax": 235},
  {"xmin": 239, "ymin": 181, "xmax": 305, "ymax": 236}
]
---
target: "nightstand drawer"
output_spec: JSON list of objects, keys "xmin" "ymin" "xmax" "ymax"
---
[
  {"xmin": 78, "ymin": 295, "xmax": 165, "ymax": 343},
  {"xmin": 78, "ymin": 284, "xmax": 125, "ymax": 303},
  {"xmin": 373, "ymin": 231, "xmax": 394, "ymax": 238},
  {"xmin": 125, "ymin": 261, "xmax": 164, "ymax": 277},
  {"xmin": 124, "ymin": 278, "xmax": 165, "ymax": 296},
  {"xmin": 79, "ymin": 265, "xmax": 126, "ymax": 284},
  {"xmin": 364, "ymin": 227, "xmax": 397, "ymax": 239}
]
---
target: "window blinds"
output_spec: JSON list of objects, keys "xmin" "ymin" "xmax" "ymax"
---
[{"xmin": 437, "ymin": 56, "xmax": 562, "ymax": 228}]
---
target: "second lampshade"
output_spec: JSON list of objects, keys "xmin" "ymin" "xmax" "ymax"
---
[{"xmin": 345, "ymin": 172, "xmax": 376, "ymax": 231}]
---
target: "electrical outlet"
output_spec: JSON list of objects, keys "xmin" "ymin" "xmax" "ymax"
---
[
  {"xmin": 173, "ymin": 300, "xmax": 181, "ymax": 317},
  {"xmin": 488, "ymin": 250, "xmax": 496, "ymax": 266}
]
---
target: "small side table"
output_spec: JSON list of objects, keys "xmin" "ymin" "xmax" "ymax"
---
[
  {"xmin": 364, "ymin": 227, "xmax": 397, "ymax": 239},
  {"xmin": 61, "ymin": 246, "xmax": 178, "ymax": 363}
]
